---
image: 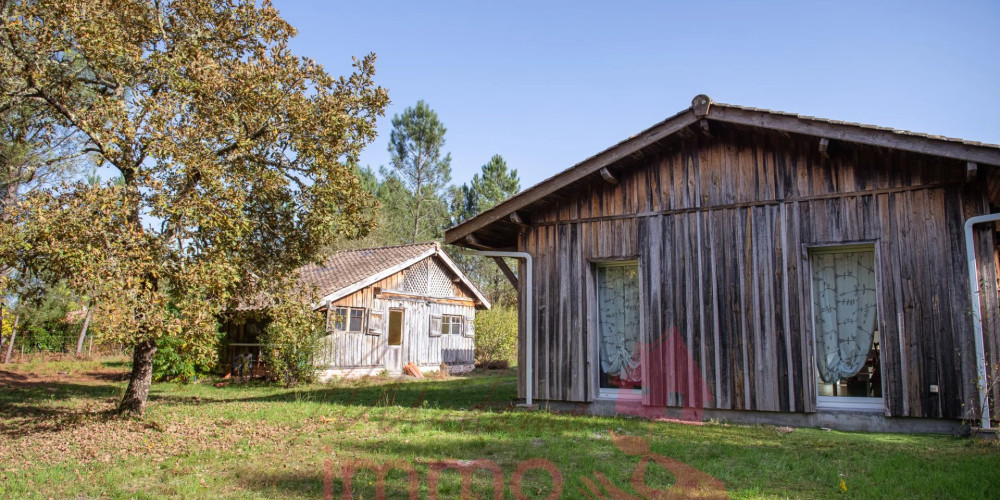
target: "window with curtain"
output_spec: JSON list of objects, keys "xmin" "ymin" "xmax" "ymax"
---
[
  {"xmin": 810, "ymin": 247, "xmax": 882, "ymax": 398},
  {"xmin": 597, "ymin": 262, "xmax": 641, "ymax": 390}
]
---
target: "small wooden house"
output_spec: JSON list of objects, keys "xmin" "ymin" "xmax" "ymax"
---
[
  {"xmin": 445, "ymin": 95, "xmax": 1000, "ymax": 432},
  {"xmin": 222, "ymin": 243, "xmax": 490, "ymax": 379}
]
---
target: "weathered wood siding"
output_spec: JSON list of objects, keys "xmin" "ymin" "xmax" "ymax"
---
[
  {"xmin": 319, "ymin": 255, "xmax": 478, "ymax": 370},
  {"xmin": 374, "ymin": 298, "xmax": 476, "ymax": 366},
  {"xmin": 318, "ymin": 330, "xmax": 385, "ymax": 368},
  {"xmin": 517, "ymin": 125, "xmax": 999, "ymax": 419}
]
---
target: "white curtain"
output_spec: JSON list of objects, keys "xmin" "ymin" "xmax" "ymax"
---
[
  {"xmin": 598, "ymin": 265, "xmax": 641, "ymax": 384},
  {"xmin": 811, "ymin": 251, "xmax": 878, "ymax": 383}
]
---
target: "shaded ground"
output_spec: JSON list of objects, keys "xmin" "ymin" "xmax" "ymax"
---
[
  {"xmin": 0, "ymin": 366, "xmax": 128, "ymax": 388},
  {"xmin": 0, "ymin": 356, "xmax": 997, "ymax": 499}
]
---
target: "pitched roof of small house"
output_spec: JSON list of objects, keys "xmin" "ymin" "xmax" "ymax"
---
[
  {"xmin": 299, "ymin": 242, "xmax": 490, "ymax": 309},
  {"xmin": 445, "ymin": 94, "xmax": 1000, "ymax": 248}
]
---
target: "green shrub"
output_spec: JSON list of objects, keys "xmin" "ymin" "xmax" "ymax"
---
[
  {"xmin": 153, "ymin": 330, "xmax": 221, "ymax": 383},
  {"xmin": 474, "ymin": 306, "xmax": 517, "ymax": 366},
  {"xmin": 261, "ymin": 294, "xmax": 325, "ymax": 386},
  {"xmin": 25, "ymin": 323, "xmax": 70, "ymax": 352}
]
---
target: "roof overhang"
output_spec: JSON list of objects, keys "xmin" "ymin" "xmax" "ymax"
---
[{"xmin": 445, "ymin": 94, "xmax": 1000, "ymax": 248}]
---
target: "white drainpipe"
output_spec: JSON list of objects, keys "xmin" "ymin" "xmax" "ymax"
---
[
  {"xmin": 965, "ymin": 213, "xmax": 998, "ymax": 430},
  {"xmin": 464, "ymin": 249, "xmax": 534, "ymax": 407}
]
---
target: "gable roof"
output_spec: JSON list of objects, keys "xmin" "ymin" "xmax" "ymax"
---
[
  {"xmin": 445, "ymin": 94, "xmax": 1000, "ymax": 248},
  {"xmin": 301, "ymin": 242, "xmax": 490, "ymax": 310}
]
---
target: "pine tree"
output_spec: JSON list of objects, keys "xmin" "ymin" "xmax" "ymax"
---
[
  {"xmin": 450, "ymin": 155, "xmax": 521, "ymax": 306},
  {"xmin": 386, "ymin": 101, "xmax": 452, "ymax": 242}
]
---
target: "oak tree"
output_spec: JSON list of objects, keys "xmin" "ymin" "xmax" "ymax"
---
[{"xmin": 0, "ymin": 0, "xmax": 388, "ymax": 414}]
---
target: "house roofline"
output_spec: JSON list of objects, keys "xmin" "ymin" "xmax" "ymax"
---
[
  {"xmin": 315, "ymin": 243, "xmax": 491, "ymax": 310},
  {"xmin": 445, "ymin": 94, "xmax": 1000, "ymax": 246}
]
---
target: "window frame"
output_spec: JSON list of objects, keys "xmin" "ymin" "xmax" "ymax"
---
[
  {"xmin": 331, "ymin": 306, "xmax": 367, "ymax": 334},
  {"xmin": 592, "ymin": 259, "xmax": 645, "ymax": 401},
  {"xmin": 441, "ymin": 314, "xmax": 463, "ymax": 335},
  {"xmin": 367, "ymin": 311, "xmax": 384, "ymax": 336},
  {"xmin": 805, "ymin": 242, "xmax": 885, "ymax": 412},
  {"xmin": 387, "ymin": 308, "xmax": 404, "ymax": 346}
]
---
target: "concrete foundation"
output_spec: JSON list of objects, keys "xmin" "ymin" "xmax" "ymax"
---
[
  {"xmin": 315, "ymin": 363, "xmax": 474, "ymax": 382},
  {"xmin": 534, "ymin": 399, "xmax": 966, "ymax": 435}
]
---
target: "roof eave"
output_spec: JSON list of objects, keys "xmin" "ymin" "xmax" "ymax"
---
[
  {"xmin": 445, "ymin": 108, "xmax": 699, "ymax": 246},
  {"xmin": 707, "ymin": 104, "xmax": 1000, "ymax": 168},
  {"xmin": 313, "ymin": 245, "xmax": 492, "ymax": 311},
  {"xmin": 445, "ymin": 95, "xmax": 1000, "ymax": 248}
]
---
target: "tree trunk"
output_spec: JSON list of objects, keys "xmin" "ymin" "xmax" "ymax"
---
[
  {"xmin": 0, "ymin": 305, "xmax": 5, "ymax": 356},
  {"xmin": 411, "ymin": 196, "xmax": 422, "ymax": 243},
  {"xmin": 3, "ymin": 315, "xmax": 19, "ymax": 364},
  {"xmin": 411, "ymin": 157, "xmax": 423, "ymax": 243},
  {"xmin": 75, "ymin": 306, "xmax": 94, "ymax": 355},
  {"xmin": 118, "ymin": 339, "xmax": 157, "ymax": 416}
]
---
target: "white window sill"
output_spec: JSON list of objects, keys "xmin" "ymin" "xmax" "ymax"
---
[
  {"xmin": 817, "ymin": 396, "xmax": 884, "ymax": 412},
  {"xmin": 597, "ymin": 388, "xmax": 644, "ymax": 401}
]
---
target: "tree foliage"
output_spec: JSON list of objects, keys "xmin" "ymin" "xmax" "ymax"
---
[
  {"xmin": 152, "ymin": 327, "xmax": 222, "ymax": 383},
  {"xmin": 0, "ymin": 104, "xmax": 84, "ymax": 219},
  {"xmin": 5, "ymin": 277, "xmax": 88, "ymax": 353},
  {"xmin": 260, "ymin": 287, "xmax": 325, "ymax": 386},
  {"xmin": 465, "ymin": 154, "xmax": 519, "ymax": 218},
  {"xmin": 449, "ymin": 155, "xmax": 520, "ymax": 307},
  {"xmin": 385, "ymin": 100, "xmax": 452, "ymax": 242},
  {"xmin": 473, "ymin": 306, "xmax": 518, "ymax": 366},
  {"xmin": 0, "ymin": 0, "xmax": 388, "ymax": 414}
]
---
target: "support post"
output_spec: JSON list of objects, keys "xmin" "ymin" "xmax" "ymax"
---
[
  {"xmin": 492, "ymin": 257, "xmax": 519, "ymax": 289},
  {"xmin": 462, "ymin": 249, "xmax": 533, "ymax": 407}
]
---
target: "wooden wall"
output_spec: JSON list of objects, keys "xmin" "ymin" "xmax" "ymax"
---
[
  {"xmin": 516, "ymin": 125, "xmax": 1000, "ymax": 419},
  {"xmin": 318, "ymin": 329, "xmax": 385, "ymax": 368},
  {"xmin": 319, "ymin": 255, "xmax": 478, "ymax": 370},
  {"xmin": 375, "ymin": 298, "xmax": 476, "ymax": 367}
]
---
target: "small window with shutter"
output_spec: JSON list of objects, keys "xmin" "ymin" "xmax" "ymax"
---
[
  {"xmin": 429, "ymin": 315, "xmax": 443, "ymax": 337},
  {"xmin": 441, "ymin": 315, "xmax": 463, "ymax": 335},
  {"xmin": 464, "ymin": 318, "xmax": 475, "ymax": 338}
]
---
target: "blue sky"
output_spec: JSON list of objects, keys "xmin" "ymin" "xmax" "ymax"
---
[{"xmin": 273, "ymin": 0, "xmax": 1000, "ymax": 189}]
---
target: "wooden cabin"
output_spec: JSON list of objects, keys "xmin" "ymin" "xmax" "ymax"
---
[
  {"xmin": 445, "ymin": 95, "xmax": 1000, "ymax": 432},
  {"xmin": 222, "ymin": 243, "xmax": 490, "ymax": 380}
]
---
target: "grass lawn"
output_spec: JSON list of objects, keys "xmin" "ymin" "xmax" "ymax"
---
[{"xmin": 1, "ymin": 356, "xmax": 997, "ymax": 499}]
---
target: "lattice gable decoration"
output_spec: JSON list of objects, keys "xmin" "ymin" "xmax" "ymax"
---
[
  {"xmin": 399, "ymin": 256, "xmax": 460, "ymax": 298},
  {"xmin": 427, "ymin": 257, "xmax": 456, "ymax": 297},
  {"xmin": 400, "ymin": 259, "xmax": 429, "ymax": 294}
]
